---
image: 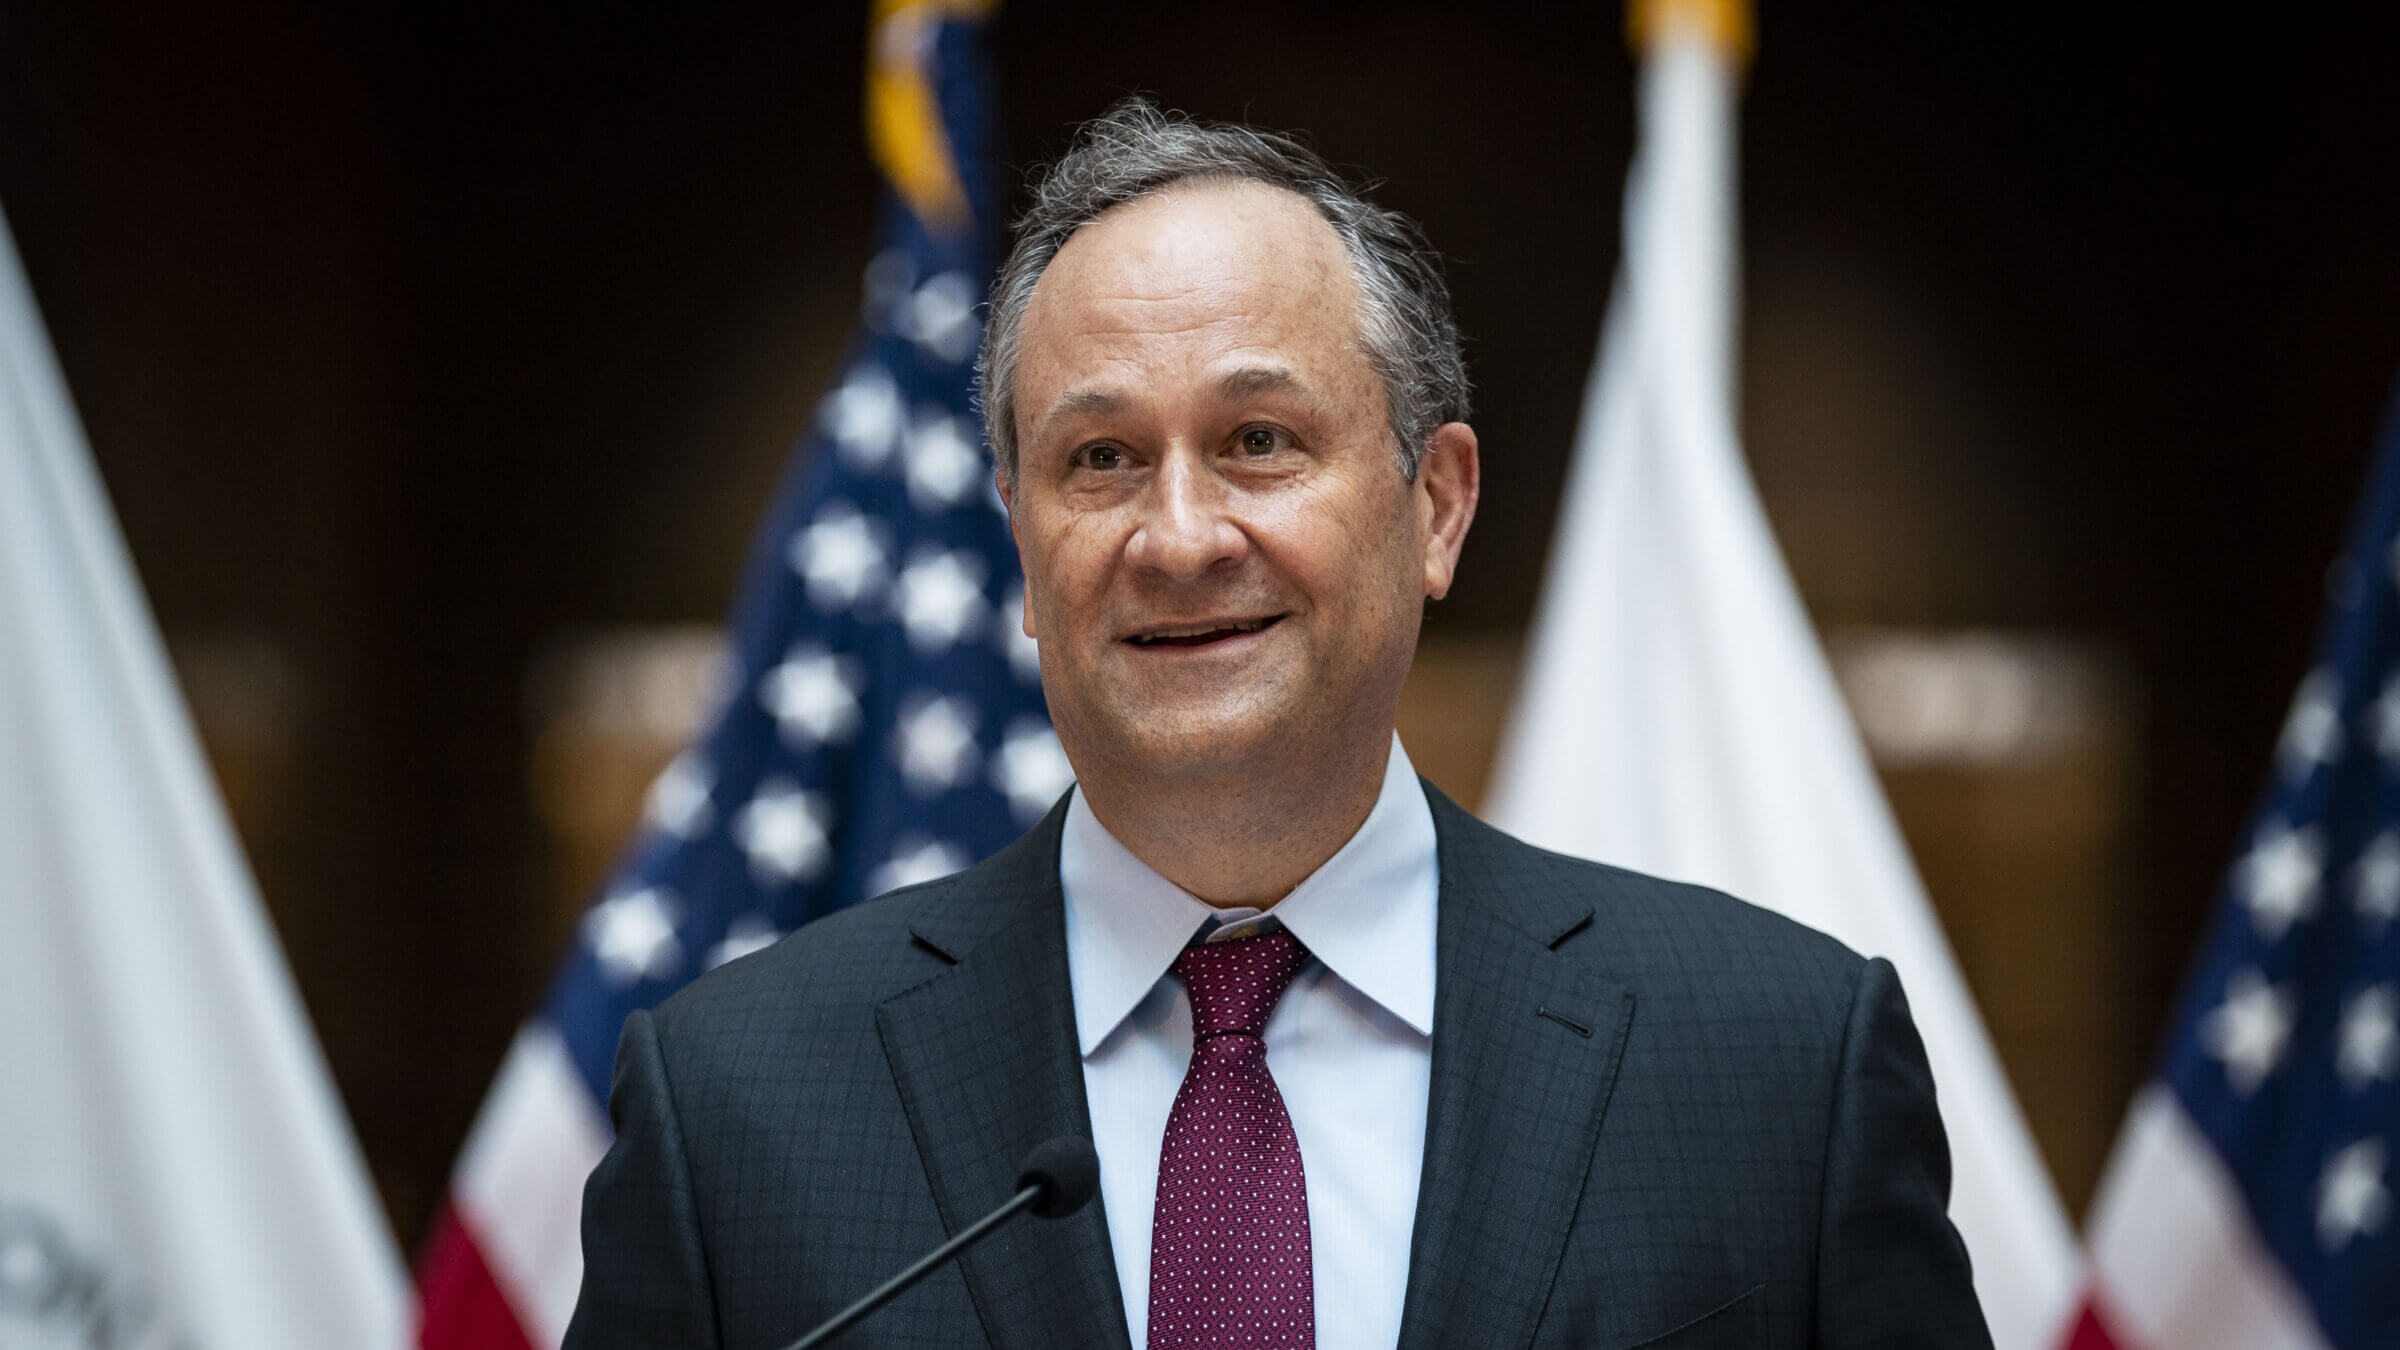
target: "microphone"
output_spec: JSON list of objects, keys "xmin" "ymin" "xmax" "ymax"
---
[{"xmin": 784, "ymin": 1136, "xmax": 1100, "ymax": 1349}]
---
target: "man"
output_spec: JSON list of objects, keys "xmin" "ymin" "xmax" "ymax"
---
[{"xmin": 565, "ymin": 100, "xmax": 1990, "ymax": 1349}]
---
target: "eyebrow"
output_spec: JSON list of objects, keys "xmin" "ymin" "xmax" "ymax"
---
[
  {"xmin": 1039, "ymin": 387, "xmax": 1128, "ymax": 426},
  {"xmin": 1215, "ymin": 366, "xmax": 1304, "ymax": 400}
]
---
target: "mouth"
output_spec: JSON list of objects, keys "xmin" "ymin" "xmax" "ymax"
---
[{"xmin": 1126, "ymin": 615, "xmax": 1285, "ymax": 649}]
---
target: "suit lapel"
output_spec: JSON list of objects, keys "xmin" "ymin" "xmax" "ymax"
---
[
  {"xmin": 875, "ymin": 810, "xmax": 1133, "ymax": 1350},
  {"xmin": 1396, "ymin": 787, "xmax": 1635, "ymax": 1350}
]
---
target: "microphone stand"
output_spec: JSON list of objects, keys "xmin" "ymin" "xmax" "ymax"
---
[{"xmin": 784, "ymin": 1182, "xmax": 1045, "ymax": 1350}]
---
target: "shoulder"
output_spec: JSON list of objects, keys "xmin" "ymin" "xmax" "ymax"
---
[
  {"xmin": 1425, "ymin": 781, "xmax": 1867, "ymax": 1016},
  {"xmin": 641, "ymin": 801, "xmax": 1065, "ymax": 1054}
]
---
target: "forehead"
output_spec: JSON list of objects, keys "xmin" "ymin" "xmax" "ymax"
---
[{"xmin": 1014, "ymin": 179, "xmax": 1369, "ymax": 410}]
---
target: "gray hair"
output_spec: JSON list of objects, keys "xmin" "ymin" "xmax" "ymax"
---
[{"xmin": 977, "ymin": 97, "xmax": 1470, "ymax": 481}]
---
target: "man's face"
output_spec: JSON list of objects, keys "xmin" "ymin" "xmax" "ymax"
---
[{"xmin": 1001, "ymin": 179, "xmax": 1476, "ymax": 786}]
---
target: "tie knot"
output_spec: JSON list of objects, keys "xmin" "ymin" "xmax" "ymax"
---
[{"xmin": 1173, "ymin": 928, "xmax": 1308, "ymax": 1038}]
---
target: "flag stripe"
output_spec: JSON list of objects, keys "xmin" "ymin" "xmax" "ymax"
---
[
  {"xmin": 416, "ymin": 1206, "xmax": 539, "ymax": 1350},
  {"xmin": 452, "ymin": 1023, "xmax": 612, "ymax": 1347},
  {"xmin": 2060, "ymin": 1300, "xmax": 2126, "ymax": 1350},
  {"xmin": 2083, "ymin": 1088, "xmax": 2329, "ymax": 1350}
]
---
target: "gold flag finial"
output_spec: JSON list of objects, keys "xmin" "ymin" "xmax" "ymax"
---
[
  {"xmin": 865, "ymin": 0, "xmax": 998, "ymax": 233},
  {"xmin": 1627, "ymin": 0, "xmax": 1754, "ymax": 66}
]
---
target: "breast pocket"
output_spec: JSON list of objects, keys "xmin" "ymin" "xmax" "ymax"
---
[{"xmin": 1621, "ymin": 1283, "xmax": 1766, "ymax": 1348}]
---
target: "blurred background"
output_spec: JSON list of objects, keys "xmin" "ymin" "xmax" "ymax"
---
[{"xmin": 3, "ymin": 1, "xmax": 2396, "ymax": 1253}]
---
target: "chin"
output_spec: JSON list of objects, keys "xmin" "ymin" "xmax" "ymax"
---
[{"xmin": 1095, "ymin": 698, "xmax": 1294, "ymax": 780}]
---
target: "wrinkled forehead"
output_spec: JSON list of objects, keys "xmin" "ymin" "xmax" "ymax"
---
[
  {"xmin": 1043, "ymin": 178, "xmax": 1351, "ymax": 301},
  {"xmin": 1013, "ymin": 180, "xmax": 1371, "ymax": 409}
]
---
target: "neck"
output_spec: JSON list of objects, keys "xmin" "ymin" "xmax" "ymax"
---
[{"xmin": 1075, "ymin": 734, "xmax": 1394, "ymax": 909}]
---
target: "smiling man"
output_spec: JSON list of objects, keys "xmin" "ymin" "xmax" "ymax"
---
[{"xmin": 565, "ymin": 100, "xmax": 1991, "ymax": 1349}]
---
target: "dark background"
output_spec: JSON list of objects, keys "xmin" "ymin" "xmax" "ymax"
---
[{"xmin": 2, "ymin": 2, "xmax": 2395, "ymax": 1249}]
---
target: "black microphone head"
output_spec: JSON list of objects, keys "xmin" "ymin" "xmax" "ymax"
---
[{"xmin": 1016, "ymin": 1136, "xmax": 1099, "ymax": 1220}]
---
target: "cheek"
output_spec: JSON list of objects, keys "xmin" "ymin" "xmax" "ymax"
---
[
  {"xmin": 1278, "ymin": 478, "xmax": 1420, "ymax": 587},
  {"xmin": 1255, "ymin": 521, "xmax": 1418, "ymax": 626},
  {"xmin": 1022, "ymin": 510, "xmax": 1126, "ymax": 634}
]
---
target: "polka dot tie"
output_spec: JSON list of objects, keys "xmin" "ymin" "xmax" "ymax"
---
[{"xmin": 1147, "ymin": 928, "xmax": 1314, "ymax": 1349}]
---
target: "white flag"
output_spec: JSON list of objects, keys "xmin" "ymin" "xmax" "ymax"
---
[
  {"xmin": 0, "ymin": 205, "xmax": 410, "ymax": 1349},
  {"xmin": 1483, "ymin": 13, "xmax": 2078, "ymax": 1349}
]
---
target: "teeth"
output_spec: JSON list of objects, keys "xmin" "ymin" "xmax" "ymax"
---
[{"xmin": 1136, "ymin": 618, "xmax": 1269, "ymax": 643}]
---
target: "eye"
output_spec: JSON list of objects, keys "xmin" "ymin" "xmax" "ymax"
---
[
  {"xmin": 1073, "ymin": 442, "xmax": 1126, "ymax": 471},
  {"xmin": 1237, "ymin": 425, "xmax": 1289, "ymax": 456}
]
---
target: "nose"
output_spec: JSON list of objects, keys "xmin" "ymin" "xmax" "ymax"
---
[{"xmin": 1124, "ymin": 452, "xmax": 1246, "ymax": 580}]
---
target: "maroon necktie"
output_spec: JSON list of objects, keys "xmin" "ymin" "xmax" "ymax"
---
[{"xmin": 1147, "ymin": 928, "xmax": 1314, "ymax": 1349}]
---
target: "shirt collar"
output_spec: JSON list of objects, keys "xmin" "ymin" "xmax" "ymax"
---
[{"xmin": 1062, "ymin": 733, "xmax": 1439, "ymax": 1055}]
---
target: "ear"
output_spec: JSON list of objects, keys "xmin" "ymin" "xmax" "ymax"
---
[
  {"xmin": 996, "ymin": 465, "xmax": 1039, "ymax": 641},
  {"xmin": 1414, "ymin": 422, "xmax": 1479, "ymax": 600}
]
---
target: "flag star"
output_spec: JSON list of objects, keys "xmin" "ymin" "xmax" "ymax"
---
[
  {"xmin": 999, "ymin": 582, "xmax": 1041, "ymax": 683},
  {"xmin": 2371, "ymin": 673, "xmax": 2400, "ymax": 764},
  {"xmin": 868, "ymin": 835, "xmax": 970, "ymax": 895},
  {"xmin": 706, "ymin": 914, "xmax": 782, "ymax": 971},
  {"xmin": 903, "ymin": 271, "xmax": 981, "ymax": 365},
  {"xmin": 895, "ymin": 551, "xmax": 987, "ymax": 654},
  {"xmin": 759, "ymin": 645, "xmax": 862, "ymax": 748},
  {"xmin": 2199, "ymin": 967, "xmax": 2294, "ymax": 1096},
  {"xmin": 2236, "ymin": 820, "xmax": 2324, "ymax": 941},
  {"xmin": 2277, "ymin": 668, "xmax": 2343, "ymax": 780},
  {"xmin": 733, "ymin": 779, "xmax": 833, "ymax": 885},
  {"xmin": 994, "ymin": 719, "xmax": 1075, "ymax": 824},
  {"xmin": 642, "ymin": 753, "xmax": 712, "ymax": 839},
  {"xmin": 2359, "ymin": 831, "xmax": 2400, "ymax": 934},
  {"xmin": 2338, "ymin": 984, "xmax": 2399, "ymax": 1092},
  {"xmin": 2316, "ymin": 1137, "xmax": 2389, "ymax": 1253},
  {"xmin": 896, "ymin": 696, "xmax": 979, "ymax": 794},
  {"xmin": 824, "ymin": 366, "xmax": 904, "ymax": 468},
  {"xmin": 789, "ymin": 505, "xmax": 889, "ymax": 612},
  {"xmin": 859, "ymin": 246, "xmax": 914, "ymax": 331},
  {"xmin": 905, "ymin": 410, "xmax": 983, "ymax": 509},
  {"xmin": 584, "ymin": 887, "xmax": 682, "ymax": 986}
]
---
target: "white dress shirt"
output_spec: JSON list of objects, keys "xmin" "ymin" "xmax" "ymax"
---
[{"xmin": 1062, "ymin": 734, "xmax": 1438, "ymax": 1350}]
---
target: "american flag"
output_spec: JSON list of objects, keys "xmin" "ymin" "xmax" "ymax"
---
[
  {"xmin": 2071, "ymin": 397, "xmax": 2400, "ymax": 1350},
  {"xmin": 414, "ymin": 7, "xmax": 1060, "ymax": 1346}
]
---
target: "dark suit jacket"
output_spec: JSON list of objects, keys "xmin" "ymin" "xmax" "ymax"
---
[{"xmin": 563, "ymin": 784, "xmax": 1991, "ymax": 1348}]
